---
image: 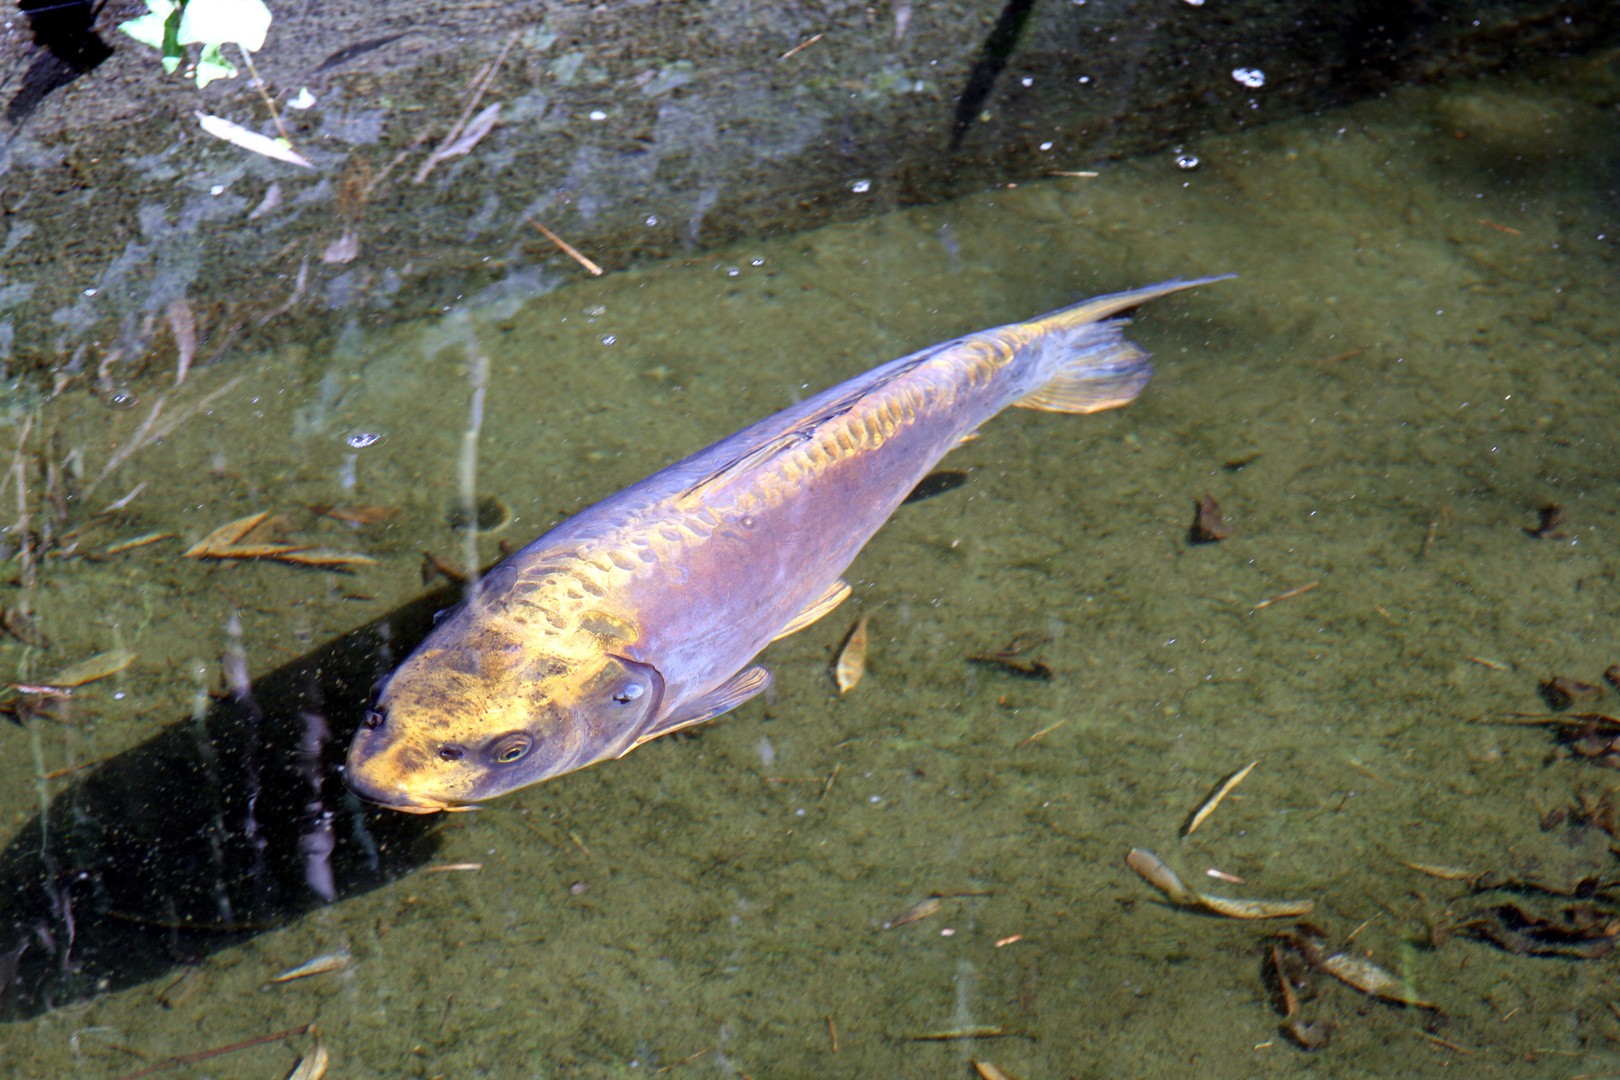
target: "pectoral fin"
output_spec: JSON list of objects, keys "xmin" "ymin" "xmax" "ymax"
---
[
  {"xmin": 629, "ymin": 665, "xmax": 773, "ymax": 750},
  {"xmin": 771, "ymin": 578, "xmax": 851, "ymax": 642}
]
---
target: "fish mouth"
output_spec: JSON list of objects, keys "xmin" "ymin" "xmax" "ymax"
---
[
  {"xmin": 342, "ymin": 762, "xmax": 481, "ymax": 814},
  {"xmin": 349, "ymin": 789, "xmax": 484, "ymax": 815}
]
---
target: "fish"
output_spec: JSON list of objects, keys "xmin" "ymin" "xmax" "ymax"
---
[{"xmin": 345, "ymin": 276, "xmax": 1229, "ymax": 812}]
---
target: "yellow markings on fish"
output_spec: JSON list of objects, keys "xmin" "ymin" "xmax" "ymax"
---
[
  {"xmin": 834, "ymin": 614, "xmax": 869, "ymax": 693},
  {"xmin": 270, "ymin": 949, "xmax": 351, "ymax": 982},
  {"xmin": 580, "ymin": 610, "xmax": 638, "ymax": 641}
]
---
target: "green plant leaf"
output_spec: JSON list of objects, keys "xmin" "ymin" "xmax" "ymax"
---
[
  {"xmin": 177, "ymin": 0, "xmax": 272, "ymax": 52},
  {"xmin": 193, "ymin": 42, "xmax": 238, "ymax": 88},
  {"xmin": 117, "ymin": 0, "xmax": 176, "ymax": 49}
]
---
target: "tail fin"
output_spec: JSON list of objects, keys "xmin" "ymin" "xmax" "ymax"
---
[{"xmin": 1013, "ymin": 275, "xmax": 1232, "ymax": 415}]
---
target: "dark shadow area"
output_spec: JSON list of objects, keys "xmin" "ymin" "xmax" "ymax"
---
[
  {"xmin": 0, "ymin": 579, "xmax": 464, "ymax": 1021},
  {"xmin": 6, "ymin": 0, "xmax": 113, "ymax": 126}
]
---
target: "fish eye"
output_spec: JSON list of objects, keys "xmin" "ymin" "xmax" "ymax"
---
[
  {"xmin": 437, "ymin": 744, "xmax": 465, "ymax": 762},
  {"xmin": 491, "ymin": 734, "xmax": 532, "ymax": 764},
  {"xmin": 612, "ymin": 683, "xmax": 645, "ymax": 704},
  {"xmin": 364, "ymin": 706, "xmax": 386, "ymax": 730}
]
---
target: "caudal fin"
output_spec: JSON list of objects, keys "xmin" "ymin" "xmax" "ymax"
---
[{"xmin": 1012, "ymin": 275, "xmax": 1232, "ymax": 415}]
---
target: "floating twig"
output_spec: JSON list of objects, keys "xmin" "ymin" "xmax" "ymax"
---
[
  {"xmin": 113, "ymin": 1024, "xmax": 312, "ymax": 1080},
  {"xmin": 1252, "ymin": 581, "xmax": 1318, "ymax": 610},
  {"xmin": 527, "ymin": 219, "xmax": 604, "ymax": 276},
  {"xmin": 416, "ymin": 30, "xmax": 520, "ymax": 184},
  {"xmin": 780, "ymin": 33, "xmax": 824, "ymax": 60}
]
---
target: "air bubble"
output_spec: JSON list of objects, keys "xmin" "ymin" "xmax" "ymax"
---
[
  {"xmin": 852, "ymin": 179, "xmax": 872, "ymax": 193},
  {"xmin": 1175, "ymin": 154, "xmax": 1199, "ymax": 170},
  {"xmin": 1039, "ymin": 141, "xmax": 1053, "ymax": 150},
  {"xmin": 645, "ymin": 215, "xmax": 659, "ymax": 226},
  {"xmin": 1232, "ymin": 67, "xmax": 1265, "ymax": 88},
  {"xmin": 601, "ymin": 335, "xmax": 616, "ymax": 345},
  {"xmin": 346, "ymin": 431, "xmax": 383, "ymax": 449},
  {"xmin": 589, "ymin": 110, "xmax": 608, "ymax": 121},
  {"xmin": 727, "ymin": 267, "xmax": 740, "ymax": 277},
  {"xmin": 751, "ymin": 258, "xmax": 764, "ymax": 266}
]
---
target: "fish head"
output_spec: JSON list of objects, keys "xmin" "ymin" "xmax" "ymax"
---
[{"xmin": 345, "ymin": 609, "xmax": 664, "ymax": 811}]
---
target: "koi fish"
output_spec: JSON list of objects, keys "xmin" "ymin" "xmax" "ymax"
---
[{"xmin": 345, "ymin": 276, "xmax": 1228, "ymax": 811}]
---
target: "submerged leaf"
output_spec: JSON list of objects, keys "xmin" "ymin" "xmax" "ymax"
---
[{"xmin": 47, "ymin": 648, "xmax": 136, "ymax": 688}]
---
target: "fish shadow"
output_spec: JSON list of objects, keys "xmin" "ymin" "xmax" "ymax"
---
[{"xmin": 0, "ymin": 582, "xmax": 465, "ymax": 1021}]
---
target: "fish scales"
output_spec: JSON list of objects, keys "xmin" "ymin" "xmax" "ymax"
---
[{"xmin": 347, "ymin": 276, "xmax": 1229, "ymax": 811}]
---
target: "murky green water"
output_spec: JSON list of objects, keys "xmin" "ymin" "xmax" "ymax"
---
[{"xmin": 5, "ymin": 56, "xmax": 1620, "ymax": 1079}]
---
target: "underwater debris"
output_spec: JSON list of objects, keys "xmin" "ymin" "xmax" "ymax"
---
[
  {"xmin": 1126, "ymin": 848, "xmax": 1315, "ymax": 919},
  {"xmin": 834, "ymin": 614, "xmax": 869, "ymax": 694},
  {"xmin": 414, "ymin": 29, "xmax": 519, "ymax": 184},
  {"xmin": 111, "ymin": 1023, "xmax": 312, "ymax": 1080},
  {"xmin": 446, "ymin": 494, "xmax": 510, "ymax": 534},
  {"xmin": 103, "ymin": 531, "xmax": 174, "ymax": 555},
  {"xmin": 270, "ymin": 949, "xmax": 350, "ymax": 982},
  {"xmin": 184, "ymin": 511, "xmax": 373, "ymax": 570},
  {"xmin": 1460, "ymin": 901, "xmax": 1620, "ymax": 959},
  {"xmin": 779, "ymin": 32, "xmax": 823, "ymax": 61},
  {"xmin": 1280, "ymin": 925, "xmax": 1437, "ymax": 1009},
  {"xmin": 1, "ymin": 606, "xmax": 46, "ymax": 647},
  {"xmin": 45, "ymin": 647, "xmax": 135, "ymax": 688},
  {"xmin": 972, "ymin": 1061, "xmax": 1019, "ymax": 1080},
  {"xmin": 1181, "ymin": 759, "xmax": 1258, "ymax": 838},
  {"xmin": 273, "ymin": 549, "xmax": 378, "ymax": 569},
  {"xmin": 420, "ymin": 549, "xmax": 467, "ymax": 585},
  {"xmin": 1541, "ymin": 675, "xmax": 1603, "ymax": 711},
  {"xmin": 166, "ymin": 298, "xmax": 196, "ymax": 387},
  {"xmin": 1252, "ymin": 581, "xmax": 1318, "ymax": 609},
  {"xmin": 1526, "ymin": 503, "xmax": 1567, "ymax": 539},
  {"xmin": 968, "ymin": 632, "xmax": 1052, "ymax": 680},
  {"xmin": 1188, "ymin": 494, "xmax": 1234, "ymax": 543},
  {"xmin": 195, "ymin": 113, "xmax": 313, "ymax": 168},
  {"xmin": 887, "ymin": 896, "xmax": 941, "ymax": 928},
  {"xmin": 156, "ymin": 965, "xmax": 205, "ymax": 1008},
  {"xmin": 908, "ymin": 1026, "xmax": 1007, "ymax": 1041},
  {"xmin": 528, "ymin": 219, "xmax": 603, "ymax": 276},
  {"xmin": 310, "ymin": 504, "xmax": 397, "ymax": 526},
  {"xmin": 1270, "ymin": 942, "xmax": 1336, "ymax": 1049},
  {"xmin": 288, "ymin": 1036, "xmax": 329, "ymax": 1080}
]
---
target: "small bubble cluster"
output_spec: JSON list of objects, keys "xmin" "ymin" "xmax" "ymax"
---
[
  {"xmin": 346, "ymin": 431, "xmax": 382, "ymax": 449},
  {"xmin": 1232, "ymin": 67, "xmax": 1265, "ymax": 88}
]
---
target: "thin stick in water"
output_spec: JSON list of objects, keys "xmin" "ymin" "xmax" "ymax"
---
[{"xmin": 528, "ymin": 219, "xmax": 603, "ymax": 276}]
